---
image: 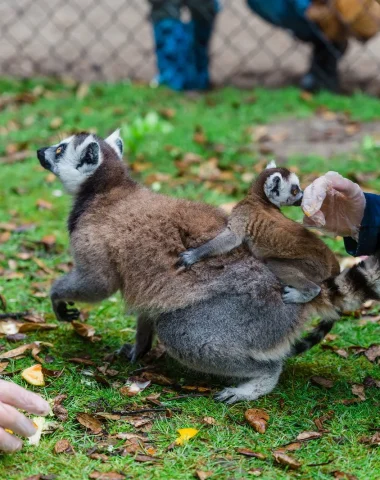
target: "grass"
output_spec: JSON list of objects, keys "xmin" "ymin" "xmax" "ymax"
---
[{"xmin": 0, "ymin": 78, "xmax": 380, "ymax": 480}]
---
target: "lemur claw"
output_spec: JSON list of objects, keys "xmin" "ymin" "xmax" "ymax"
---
[
  {"xmin": 117, "ymin": 343, "xmax": 138, "ymax": 363},
  {"xmin": 54, "ymin": 301, "xmax": 80, "ymax": 322},
  {"xmin": 176, "ymin": 249, "xmax": 196, "ymax": 268}
]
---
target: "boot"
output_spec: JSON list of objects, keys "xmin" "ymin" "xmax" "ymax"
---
[
  {"xmin": 300, "ymin": 41, "xmax": 347, "ymax": 93},
  {"xmin": 192, "ymin": 18, "xmax": 214, "ymax": 90}
]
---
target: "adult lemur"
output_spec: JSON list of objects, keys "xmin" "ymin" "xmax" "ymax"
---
[
  {"xmin": 37, "ymin": 131, "xmax": 380, "ymax": 403},
  {"xmin": 177, "ymin": 161, "xmax": 340, "ymax": 305}
]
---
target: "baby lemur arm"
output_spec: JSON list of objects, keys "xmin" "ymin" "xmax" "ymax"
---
[{"xmin": 177, "ymin": 209, "xmax": 248, "ymax": 268}]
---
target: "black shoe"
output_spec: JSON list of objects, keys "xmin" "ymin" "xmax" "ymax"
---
[{"xmin": 300, "ymin": 41, "xmax": 347, "ymax": 93}]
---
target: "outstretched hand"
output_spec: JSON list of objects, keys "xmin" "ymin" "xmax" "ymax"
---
[
  {"xmin": 302, "ymin": 172, "xmax": 366, "ymax": 240},
  {"xmin": 0, "ymin": 379, "xmax": 50, "ymax": 452}
]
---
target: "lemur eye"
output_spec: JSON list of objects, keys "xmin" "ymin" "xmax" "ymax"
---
[
  {"xmin": 56, "ymin": 146, "xmax": 62, "ymax": 155},
  {"xmin": 291, "ymin": 186, "xmax": 299, "ymax": 196}
]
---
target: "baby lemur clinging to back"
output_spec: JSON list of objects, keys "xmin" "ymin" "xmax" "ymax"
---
[{"xmin": 178, "ymin": 161, "xmax": 340, "ymax": 304}]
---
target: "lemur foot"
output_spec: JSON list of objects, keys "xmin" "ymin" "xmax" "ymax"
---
[
  {"xmin": 282, "ymin": 286, "xmax": 320, "ymax": 304},
  {"xmin": 176, "ymin": 249, "xmax": 197, "ymax": 269},
  {"xmin": 53, "ymin": 301, "xmax": 80, "ymax": 322},
  {"xmin": 214, "ymin": 386, "xmax": 258, "ymax": 404},
  {"xmin": 117, "ymin": 343, "xmax": 137, "ymax": 363}
]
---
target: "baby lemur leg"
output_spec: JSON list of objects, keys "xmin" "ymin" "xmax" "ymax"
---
[
  {"xmin": 178, "ymin": 227, "xmax": 243, "ymax": 268},
  {"xmin": 266, "ymin": 259, "xmax": 322, "ymax": 304},
  {"xmin": 51, "ymin": 268, "xmax": 117, "ymax": 321},
  {"xmin": 118, "ymin": 314, "xmax": 155, "ymax": 363}
]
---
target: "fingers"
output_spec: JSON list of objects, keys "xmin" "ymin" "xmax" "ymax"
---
[
  {"xmin": 0, "ymin": 380, "xmax": 50, "ymax": 416},
  {"xmin": 302, "ymin": 176, "xmax": 329, "ymax": 217},
  {"xmin": 302, "ymin": 210, "xmax": 326, "ymax": 228},
  {"xmin": 0, "ymin": 402, "xmax": 37, "ymax": 437},
  {"xmin": 0, "ymin": 427, "xmax": 22, "ymax": 453}
]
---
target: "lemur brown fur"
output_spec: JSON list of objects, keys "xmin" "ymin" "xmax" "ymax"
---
[{"xmin": 178, "ymin": 167, "xmax": 341, "ymax": 304}]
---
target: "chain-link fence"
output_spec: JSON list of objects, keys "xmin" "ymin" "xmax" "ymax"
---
[{"xmin": 1, "ymin": 0, "xmax": 380, "ymax": 94}]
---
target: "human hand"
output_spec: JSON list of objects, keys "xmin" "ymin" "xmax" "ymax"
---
[
  {"xmin": 0, "ymin": 379, "xmax": 50, "ymax": 452},
  {"xmin": 302, "ymin": 172, "xmax": 366, "ymax": 239}
]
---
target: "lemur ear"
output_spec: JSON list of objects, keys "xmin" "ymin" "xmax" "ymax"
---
[
  {"xmin": 105, "ymin": 129, "xmax": 123, "ymax": 159},
  {"xmin": 266, "ymin": 160, "xmax": 277, "ymax": 169},
  {"xmin": 264, "ymin": 173, "xmax": 282, "ymax": 201},
  {"xmin": 78, "ymin": 142, "xmax": 100, "ymax": 169}
]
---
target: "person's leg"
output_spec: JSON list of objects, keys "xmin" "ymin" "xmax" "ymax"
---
[
  {"xmin": 186, "ymin": 0, "xmax": 219, "ymax": 89},
  {"xmin": 299, "ymin": 39, "xmax": 347, "ymax": 93}
]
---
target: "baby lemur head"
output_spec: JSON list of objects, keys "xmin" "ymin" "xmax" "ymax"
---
[
  {"xmin": 252, "ymin": 161, "xmax": 303, "ymax": 208},
  {"xmin": 36, "ymin": 130, "xmax": 123, "ymax": 194}
]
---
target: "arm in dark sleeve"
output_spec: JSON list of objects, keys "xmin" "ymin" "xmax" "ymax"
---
[{"xmin": 344, "ymin": 193, "xmax": 380, "ymax": 256}]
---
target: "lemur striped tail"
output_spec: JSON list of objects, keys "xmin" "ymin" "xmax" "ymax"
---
[{"xmin": 290, "ymin": 252, "xmax": 380, "ymax": 357}]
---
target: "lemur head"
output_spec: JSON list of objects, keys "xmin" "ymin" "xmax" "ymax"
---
[
  {"xmin": 254, "ymin": 161, "xmax": 303, "ymax": 208},
  {"xmin": 36, "ymin": 129, "xmax": 123, "ymax": 195}
]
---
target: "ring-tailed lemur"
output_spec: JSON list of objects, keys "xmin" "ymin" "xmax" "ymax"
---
[
  {"xmin": 37, "ymin": 131, "xmax": 380, "ymax": 403},
  {"xmin": 177, "ymin": 161, "xmax": 340, "ymax": 305}
]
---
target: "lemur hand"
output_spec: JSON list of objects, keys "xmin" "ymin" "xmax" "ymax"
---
[
  {"xmin": 0, "ymin": 379, "xmax": 50, "ymax": 452},
  {"xmin": 302, "ymin": 172, "xmax": 366, "ymax": 240},
  {"xmin": 176, "ymin": 249, "xmax": 198, "ymax": 269}
]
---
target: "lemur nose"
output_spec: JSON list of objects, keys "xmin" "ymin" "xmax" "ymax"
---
[{"xmin": 37, "ymin": 147, "xmax": 49, "ymax": 169}]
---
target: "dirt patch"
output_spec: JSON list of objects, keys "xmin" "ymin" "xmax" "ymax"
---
[{"xmin": 252, "ymin": 115, "xmax": 380, "ymax": 159}]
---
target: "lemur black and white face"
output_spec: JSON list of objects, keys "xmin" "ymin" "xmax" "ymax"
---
[
  {"xmin": 36, "ymin": 129, "xmax": 123, "ymax": 195},
  {"xmin": 263, "ymin": 161, "xmax": 303, "ymax": 208}
]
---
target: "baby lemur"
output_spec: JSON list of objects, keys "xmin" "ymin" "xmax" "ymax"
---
[
  {"xmin": 178, "ymin": 161, "xmax": 340, "ymax": 304},
  {"xmin": 36, "ymin": 132, "xmax": 380, "ymax": 404}
]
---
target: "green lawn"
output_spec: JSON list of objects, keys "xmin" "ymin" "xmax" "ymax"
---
[{"xmin": 0, "ymin": 79, "xmax": 379, "ymax": 480}]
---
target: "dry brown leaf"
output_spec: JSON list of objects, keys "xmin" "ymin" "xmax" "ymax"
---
[
  {"xmin": 89, "ymin": 472, "xmax": 125, "ymax": 480},
  {"xmin": 0, "ymin": 361, "xmax": 9, "ymax": 373},
  {"xmin": 351, "ymin": 384, "xmax": 366, "ymax": 401},
  {"xmin": 50, "ymin": 117, "xmax": 63, "ymax": 129},
  {"xmin": 116, "ymin": 432, "xmax": 147, "ymax": 441},
  {"xmin": 127, "ymin": 418, "xmax": 153, "ymax": 430},
  {"xmin": 236, "ymin": 448, "xmax": 266, "ymax": 460},
  {"xmin": 311, "ymin": 376, "xmax": 334, "ymax": 389},
  {"xmin": 359, "ymin": 431, "xmax": 380, "ymax": 446},
  {"xmin": 72, "ymin": 321, "xmax": 95, "ymax": 338},
  {"xmin": 332, "ymin": 471, "xmax": 358, "ymax": 480},
  {"xmin": 159, "ymin": 108, "xmax": 176, "ymax": 119},
  {"xmin": 0, "ymin": 343, "xmax": 42, "ymax": 360},
  {"xmin": 364, "ymin": 345, "xmax": 380, "ymax": 362},
  {"xmin": 202, "ymin": 416, "xmax": 217, "ymax": 425},
  {"xmin": 140, "ymin": 371, "xmax": 174, "ymax": 386},
  {"xmin": 54, "ymin": 439, "xmax": 74, "ymax": 454},
  {"xmin": 40, "ymin": 235, "xmax": 56, "ymax": 249},
  {"xmin": 76, "ymin": 413, "xmax": 102, "ymax": 434},
  {"xmin": 296, "ymin": 431, "xmax": 323, "ymax": 441},
  {"xmin": 6, "ymin": 333, "xmax": 27, "ymax": 342},
  {"xmin": 21, "ymin": 364, "xmax": 45, "ymax": 386},
  {"xmin": 53, "ymin": 394, "xmax": 68, "ymax": 422},
  {"xmin": 198, "ymin": 158, "xmax": 221, "ymax": 181},
  {"xmin": 244, "ymin": 408, "xmax": 269, "ymax": 434},
  {"xmin": 36, "ymin": 199, "xmax": 53, "ymax": 210},
  {"xmin": 120, "ymin": 379, "xmax": 151, "ymax": 397},
  {"xmin": 248, "ymin": 468, "xmax": 263, "ymax": 477},
  {"xmin": 195, "ymin": 471, "xmax": 213, "ymax": 480},
  {"xmin": 273, "ymin": 452, "xmax": 302, "ymax": 470},
  {"xmin": 134, "ymin": 454, "xmax": 158, "ymax": 463},
  {"xmin": 363, "ymin": 376, "xmax": 380, "ymax": 388},
  {"xmin": 19, "ymin": 323, "xmax": 57, "ymax": 333},
  {"xmin": 69, "ymin": 357, "xmax": 96, "ymax": 366},
  {"xmin": 274, "ymin": 442, "xmax": 302, "ymax": 453},
  {"xmin": 89, "ymin": 453, "xmax": 109, "ymax": 462},
  {"xmin": 95, "ymin": 412, "xmax": 121, "ymax": 421},
  {"xmin": 22, "ymin": 313, "xmax": 45, "ymax": 323},
  {"xmin": 0, "ymin": 321, "xmax": 19, "ymax": 335}
]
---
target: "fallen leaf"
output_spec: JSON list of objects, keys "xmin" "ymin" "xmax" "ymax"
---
[
  {"xmin": 72, "ymin": 321, "xmax": 95, "ymax": 338},
  {"xmin": 22, "ymin": 313, "xmax": 45, "ymax": 323},
  {"xmin": 311, "ymin": 376, "xmax": 334, "ymax": 389},
  {"xmin": 134, "ymin": 454, "xmax": 158, "ymax": 463},
  {"xmin": 236, "ymin": 448, "xmax": 266, "ymax": 460},
  {"xmin": 296, "ymin": 431, "xmax": 323, "ymax": 441},
  {"xmin": 76, "ymin": 413, "xmax": 102, "ymax": 434},
  {"xmin": 274, "ymin": 442, "xmax": 302, "ymax": 453},
  {"xmin": 89, "ymin": 472, "xmax": 125, "ymax": 480},
  {"xmin": 36, "ymin": 199, "xmax": 53, "ymax": 210},
  {"xmin": 141, "ymin": 371, "xmax": 174, "ymax": 386},
  {"xmin": 89, "ymin": 453, "xmax": 109, "ymax": 462},
  {"xmin": 273, "ymin": 452, "xmax": 302, "ymax": 470},
  {"xmin": 159, "ymin": 108, "xmax": 176, "ymax": 119},
  {"xmin": 50, "ymin": 117, "xmax": 63, "ymax": 129},
  {"xmin": 0, "ymin": 321, "xmax": 19, "ymax": 335},
  {"xmin": 175, "ymin": 428, "xmax": 199, "ymax": 446},
  {"xmin": 331, "ymin": 471, "xmax": 358, "ymax": 480},
  {"xmin": 127, "ymin": 418, "xmax": 153, "ymax": 430},
  {"xmin": 28, "ymin": 417, "xmax": 46, "ymax": 446},
  {"xmin": 202, "ymin": 416, "xmax": 217, "ymax": 425},
  {"xmin": 0, "ymin": 362, "xmax": 9, "ymax": 373},
  {"xmin": 248, "ymin": 468, "xmax": 263, "ymax": 477},
  {"xmin": 22, "ymin": 364, "xmax": 45, "ymax": 386},
  {"xmin": 95, "ymin": 412, "xmax": 121, "ymax": 421},
  {"xmin": 53, "ymin": 394, "xmax": 68, "ymax": 422},
  {"xmin": 116, "ymin": 433, "xmax": 147, "ymax": 441},
  {"xmin": 119, "ymin": 379, "xmax": 151, "ymax": 397},
  {"xmin": 244, "ymin": 409, "xmax": 269, "ymax": 434},
  {"xmin": 364, "ymin": 345, "xmax": 380, "ymax": 362},
  {"xmin": 359, "ymin": 431, "xmax": 380, "ymax": 446},
  {"xmin": 0, "ymin": 342, "xmax": 39, "ymax": 359},
  {"xmin": 69, "ymin": 357, "xmax": 96, "ymax": 366},
  {"xmin": 363, "ymin": 376, "xmax": 380, "ymax": 388},
  {"xmin": 351, "ymin": 384, "xmax": 366, "ymax": 401},
  {"xmin": 195, "ymin": 471, "xmax": 213, "ymax": 480},
  {"xmin": 54, "ymin": 439, "xmax": 74, "ymax": 454},
  {"xmin": 19, "ymin": 323, "xmax": 57, "ymax": 333},
  {"xmin": 40, "ymin": 235, "xmax": 56, "ymax": 250},
  {"xmin": 5, "ymin": 333, "xmax": 27, "ymax": 342}
]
